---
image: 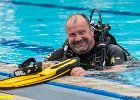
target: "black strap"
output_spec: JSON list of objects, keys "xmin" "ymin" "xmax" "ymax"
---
[
  {"xmin": 18, "ymin": 58, "xmax": 36, "ymax": 68},
  {"xmin": 14, "ymin": 58, "xmax": 42, "ymax": 76}
]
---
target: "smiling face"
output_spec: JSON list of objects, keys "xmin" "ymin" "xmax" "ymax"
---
[{"xmin": 66, "ymin": 14, "xmax": 95, "ymax": 54}]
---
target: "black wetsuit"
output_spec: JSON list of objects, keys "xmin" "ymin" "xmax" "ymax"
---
[{"xmin": 45, "ymin": 44, "xmax": 127, "ymax": 70}]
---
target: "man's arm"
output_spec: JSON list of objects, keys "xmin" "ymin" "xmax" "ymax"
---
[
  {"xmin": 44, "ymin": 48, "xmax": 64, "ymax": 62},
  {"xmin": 43, "ymin": 48, "xmax": 64, "ymax": 69},
  {"xmin": 106, "ymin": 44, "xmax": 127, "ymax": 66},
  {"xmin": 102, "ymin": 44, "xmax": 127, "ymax": 72}
]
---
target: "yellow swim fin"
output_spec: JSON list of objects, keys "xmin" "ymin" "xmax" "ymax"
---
[{"xmin": 0, "ymin": 57, "xmax": 80, "ymax": 89}]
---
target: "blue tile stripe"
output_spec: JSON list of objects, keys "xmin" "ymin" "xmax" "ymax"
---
[
  {"xmin": 0, "ymin": 39, "xmax": 54, "ymax": 54},
  {"xmin": 3, "ymin": 1, "xmax": 139, "ymax": 16},
  {"xmin": 46, "ymin": 81, "xmax": 139, "ymax": 100},
  {"xmin": 0, "ymin": 71, "xmax": 14, "ymax": 77}
]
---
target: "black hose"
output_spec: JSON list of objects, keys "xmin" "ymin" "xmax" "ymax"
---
[{"xmin": 90, "ymin": 8, "xmax": 105, "ymax": 42}]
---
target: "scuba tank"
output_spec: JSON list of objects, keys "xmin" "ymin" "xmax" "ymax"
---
[{"xmin": 89, "ymin": 8, "xmax": 138, "ymax": 64}]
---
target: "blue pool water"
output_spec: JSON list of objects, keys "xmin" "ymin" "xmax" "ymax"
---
[{"xmin": 0, "ymin": 0, "xmax": 140, "ymax": 86}]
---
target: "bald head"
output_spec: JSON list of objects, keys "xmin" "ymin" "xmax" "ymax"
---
[{"xmin": 65, "ymin": 14, "xmax": 90, "ymax": 31}]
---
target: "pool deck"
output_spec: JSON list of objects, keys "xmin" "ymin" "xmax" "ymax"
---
[
  {"xmin": 0, "ymin": 63, "xmax": 140, "ymax": 100},
  {"xmin": 53, "ymin": 76, "xmax": 140, "ymax": 97}
]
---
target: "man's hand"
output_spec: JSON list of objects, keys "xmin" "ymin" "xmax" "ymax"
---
[
  {"xmin": 70, "ymin": 67, "xmax": 86, "ymax": 77},
  {"xmin": 43, "ymin": 62, "xmax": 54, "ymax": 69}
]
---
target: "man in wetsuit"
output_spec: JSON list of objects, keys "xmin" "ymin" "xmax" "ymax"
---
[{"xmin": 44, "ymin": 14, "xmax": 127, "ymax": 76}]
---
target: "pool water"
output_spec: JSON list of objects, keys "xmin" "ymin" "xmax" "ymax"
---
[{"xmin": 0, "ymin": 0, "xmax": 140, "ymax": 86}]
